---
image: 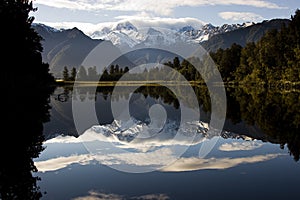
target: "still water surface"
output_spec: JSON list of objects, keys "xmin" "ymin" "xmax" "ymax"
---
[{"xmin": 34, "ymin": 86, "xmax": 300, "ymax": 200}]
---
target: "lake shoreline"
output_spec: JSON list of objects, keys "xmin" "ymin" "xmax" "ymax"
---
[{"xmin": 55, "ymin": 80, "xmax": 300, "ymax": 90}]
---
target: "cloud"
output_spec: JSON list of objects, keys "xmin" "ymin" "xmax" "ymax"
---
[
  {"xmin": 35, "ymin": 147, "xmax": 282, "ymax": 173},
  {"xmin": 219, "ymin": 141, "xmax": 263, "ymax": 151},
  {"xmin": 37, "ymin": 122, "xmax": 276, "ymax": 173},
  {"xmin": 35, "ymin": 154, "xmax": 94, "ymax": 172},
  {"xmin": 44, "ymin": 135, "xmax": 85, "ymax": 144},
  {"xmin": 131, "ymin": 194, "xmax": 170, "ymax": 200},
  {"xmin": 72, "ymin": 190, "xmax": 170, "ymax": 200},
  {"xmin": 36, "ymin": 16, "xmax": 206, "ymax": 36},
  {"xmin": 72, "ymin": 191, "xmax": 123, "ymax": 200},
  {"xmin": 35, "ymin": 0, "xmax": 286, "ymax": 16},
  {"xmin": 35, "ymin": 148, "xmax": 176, "ymax": 172},
  {"xmin": 114, "ymin": 16, "xmax": 205, "ymax": 29},
  {"xmin": 161, "ymin": 153, "xmax": 282, "ymax": 172},
  {"xmin": 219, "ymin": 12, "xmax": 264, "ymax": 22}
]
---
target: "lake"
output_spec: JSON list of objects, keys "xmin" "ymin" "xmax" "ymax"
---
[{"xmin": 29, "ymin": 85, "xmax": 300, "ymax": 200}]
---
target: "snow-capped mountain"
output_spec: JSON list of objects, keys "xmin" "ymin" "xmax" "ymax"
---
[
  {"xmin": 179, "ymin": 22, "xmax": 255, "ymax": 42},
  {"xmin": 32, "ymin": 19, "xmax": 288, "ymax": 76},
  {"xmin": 90, "ymin": 21, "xmax": 142, "ymax": 48},
  {"xmin": 32, "ymin": 23, "xmax": 60, "ymax": 33},
  {"xmin": 88, "ymin": 21, "xmax": 254, "ymax": 48}
]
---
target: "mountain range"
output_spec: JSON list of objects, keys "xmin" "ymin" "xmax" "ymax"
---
[
  {"xmin": 33, "ymin": 18, "xmax": 290, "ymax": 77},
  {"xmin": 88, "ymin": 21, "xmax": 254, "ymax": 48}
]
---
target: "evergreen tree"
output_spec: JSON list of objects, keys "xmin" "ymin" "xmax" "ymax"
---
[
  {"xmin": 173, "ymin": 57, "xmax": 180, "ymax": 70},
  {"xmin": 63, "ymin": 66, "xmax": 69, "ymax": 81},
  {"xmin": 124, "ymin": 66, "xmax": 130, "ymax": 73},
  {"xmin": 70, "ymin": 67, "xmax": 77, "ymax": 81},
  {"xmin": 209, "ymin": 9, "xmax": 300, "ymax": 85},
  {"xmin": 77, "ymin": 66, "xmax": 88, "ymax": 81},
  {"xmin": 87, "ymin": 66, "xmax": 98, "ymax": 81},
  {"xmin": 115, "ymin": 64, "xmax": 120, "ymax": 74},
  {"xmin": 101, "ymin": 68, "xmax": 109, "ymax": 81},
  {"xmin": 0, "ymin": 1, "xmax": 55, "ymax": 199},
  {"xmin": 234, "ymin": 42, "xmax": 257, "ymax": 82},
  {"xmin": 109, "ymin": 64, "xmax": 115, "ymax": 75},
  {"xmin": 1, "ymin": 0, "xmax": 54, "ymax": 89}
]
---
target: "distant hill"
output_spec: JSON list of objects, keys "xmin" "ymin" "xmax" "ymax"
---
[
  {"xmin": 33, "ymin": 24, "xmax": 103, "ymax": 76},
  {"xmin": 200, "ymin": 19, "xmax": 290, "ymax": 52}
]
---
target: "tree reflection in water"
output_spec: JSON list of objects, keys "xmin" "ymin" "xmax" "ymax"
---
[{"xmin": 59, "ymin": 85, "xmax": 300, "ymax": 161}]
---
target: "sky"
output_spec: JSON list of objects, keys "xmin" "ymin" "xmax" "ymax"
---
[{"xmin": 31, "ymin": 0, "xmax": 299, "ymax": 31}]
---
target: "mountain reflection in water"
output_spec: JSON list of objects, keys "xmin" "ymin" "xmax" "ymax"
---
[{"xmin": 46, "ymin": 85, "xmax": 300, "ymax": 162}]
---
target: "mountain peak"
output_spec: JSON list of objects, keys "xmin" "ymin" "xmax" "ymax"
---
[
  {"xmin": 147, "ymin": 27, "xmax": 162, "ymax": 35},
  {"xmin": 203, "ymin": 23, "xmax": 216, "ymax": 29},
  {"xmin": 178, "ymin": 26, "xmax": 195, "ymax": 33},
  {"xmin": 113, "ymin": 21, "xmax": 138, "ymax": 31},
  {"xmin": 32, "ymin": 23, "xmax": 60, "ymax": 33},
  {"xmin": 66, "ymin": 27, "xmax": 85, "ymax": 38}
]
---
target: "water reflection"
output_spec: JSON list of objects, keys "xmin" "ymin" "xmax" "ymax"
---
[
  {"xmin": 35, "ymin": 136, "xmax": 282, "ymax": 173},
  {"xmin": 227, "ymin": 87, "xmax": 300, "ymax": 161},
  {"xmin": 48, "ymin": 85, "xmax": 300, "ymax": 162},
  {"xmin": 35, "ymin": 85, "xmax": 300, "ymax": 199},
  {"xmin": 73, "ymin": 191, "xmax": 170, "ymax": 200}
]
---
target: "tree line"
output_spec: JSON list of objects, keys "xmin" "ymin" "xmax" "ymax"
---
[
  {"xmin": 163, "ymin": 9, "xmax": 300, "ymax": 86},
  {"xmin": 59, "ymin": 84, "xmax": 300, "ymax": 161},
  {"xmin": 61, "ymin": 9, "xmax": 300, "ymax": 86},
  {"xmin": 62, "ymin": 65, "xmax": 130, "ymax": 81},
  {"xmin": 210, "ymin": 9, "xmax": 300, "ymax": 85}
]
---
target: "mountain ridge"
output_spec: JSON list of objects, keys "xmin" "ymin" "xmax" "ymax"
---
[
  {"xmin": 33, "ymin": 23, "xmax": 103, "ymax": 76},
  {"xmin": 88, "ymin": 21, "xmax": 254, "ymax": 48},
  {"xmin": 33, "ymin": 18, "xmax": 290, "ymax": 76},
  {"xmin": 201, "ymin": 18, "xmax": 290, "ymax": 52}
]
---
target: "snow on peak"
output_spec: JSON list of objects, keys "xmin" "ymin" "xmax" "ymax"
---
[
  {"xmin": 147, "ymin": 27, "xmax": 162, "ymax": 35},
  {"xmin": 88, "ymin": 20, "xmax": 255, "ymax": 47},
  {"xmin": 113, "ymin": 21, "xmax": 138, "ymax": 32},
  {"xmin": 179, "ymin": 25, "xmax": 195, "ymax": 33},
  {"xmin": 34, "ymin": 20, "xmax": 255, "ymax": 48},
  {"xmin": 81, "ymin": 118, "xmax": 212, "ymax": 150},
  {"xmin": 32, "ymin": 23, "xmax": 61, "ymax": 33}
]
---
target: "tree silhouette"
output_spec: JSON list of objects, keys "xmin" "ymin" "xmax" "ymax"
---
[
  {"xmin": 63, "ymin": 66, "xmax": 69, "ymax": 81},
  {"xmin": 1, "ymin": 0, "xmax": 55, "ymax": 89},
  {"xmin": 77, "ymin": 66, "xmax": 88, "ymax": 81},
  {"xmin": 70, "ymin": 67, "xmax": 77, "ymax": 81},
  {"xmin": 87, "ymin": 66, "xmax": 98, "ymax": 81},
  {"xmin": 0, "ymin": 1, "xmax": 55, "ymax": 199}
]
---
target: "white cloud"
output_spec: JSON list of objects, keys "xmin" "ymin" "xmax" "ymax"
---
[
  {"xmin": 35, "ymin": 148, "xmax": 176, "ymax": 172},
  {"xmin": 36, "ymin": 16, "xmax": 206, "ymax": 36},
  {"xmin": 72, "ymin": 191, "xmax": 123, "ymax": 200},
  {"xmin": 35, "ymin": 154, "xmax": 94, "ymax": 172},
  {"xmin": 219, "ymin": 11, "xmax": 264, "ymax": 22},
  {"xmin": 35, "ymin": 147, "xmax": 282, "ymax": 173},
  {"xmin": 219, "ymin": 141, "xmax": 263, "ymax": 151},
  {"xmin": 161, "ymin": 153, "xmax": 282, "ymax": 172},
  {"xmin": 131, "ymin": 194, "xmax": 170, "ymax": 200},
  {"xmin": 44, "ymin": 135, "xmax": 85, "ymax": 144},
  {"xmin": 72, "ymin": 190, "xmax": 170, "ymax": 200},
  {"xmin": 37, "ymin": 122, "xmax": 276, "ymax": 173},
  {"xmin": 35, "ymin": 0, "xmax": 286, "ymax": 16},
  {"xmin": 115, "ymin": 16, "xmax": 205, "ymax": 29},
  {"xmin": 34, "ymin": 21, "xmax": 106, "ymax": 35}
]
